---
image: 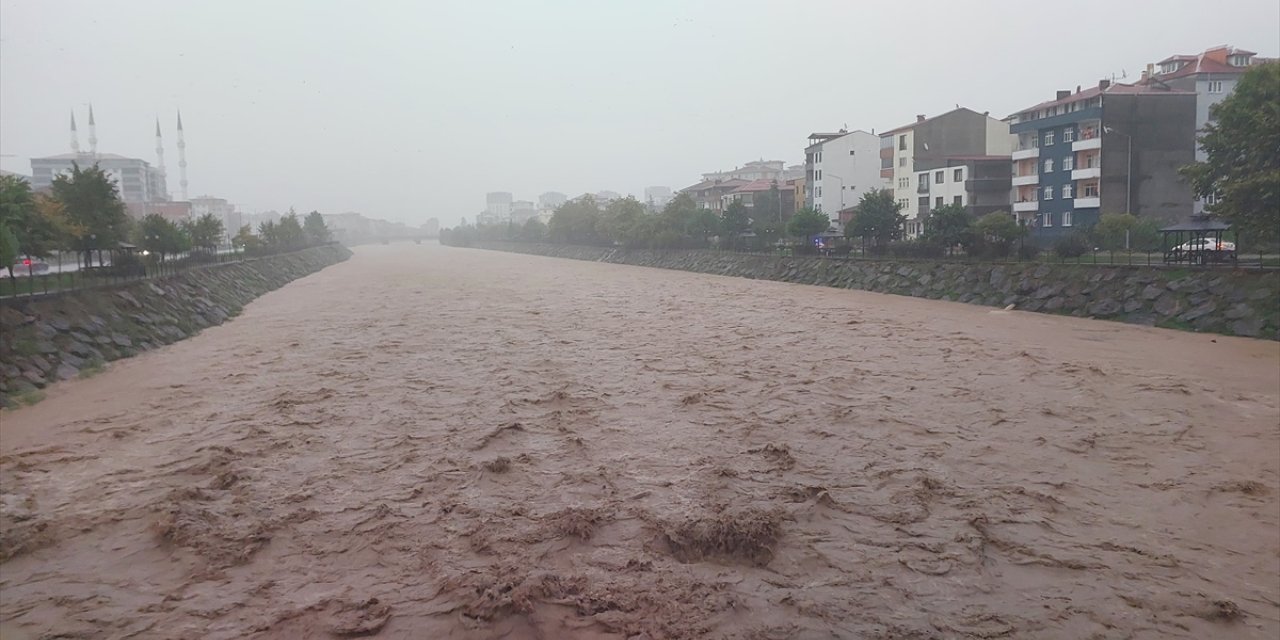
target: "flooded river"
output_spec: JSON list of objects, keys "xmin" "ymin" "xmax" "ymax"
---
[{"xmin": 2, "ymin": 244, "xmax": 1277, "ymax": 639}]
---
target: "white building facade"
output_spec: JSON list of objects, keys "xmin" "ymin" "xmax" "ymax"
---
[{"xmin": 804, "ymin": 130, "xmax": 880, "ymax": 226}]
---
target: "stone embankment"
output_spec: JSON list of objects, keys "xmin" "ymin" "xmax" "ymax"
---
[
  {"xmin": 0, "ymin": 245, "xmax": 352, "ymax": 406},
  {"xmin": 473, "ymin": 242, "xmax": 1279, "ymax": 340}
]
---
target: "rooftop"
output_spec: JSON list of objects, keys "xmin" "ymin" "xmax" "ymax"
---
[
  {"xmin": 32, "ymin": 152, "xmax": 139, "ymax": 162},
  {"xmin": 1011, "ymin": 81, "xmax": 1191, "ymax": 118},
  {"xmin": 680, "ymin": 178, "xmax": 749, "ymax": 192},
  {"xmin": 730, "ymin": 178, "xmax": 787, "ymax": 193},
  {"xmin": 1152, "ymin": 45, "xmax": 1271, "ymax": 81},
  {"xmin": 880, "ymin": 107, "xmax": 991, "ymax": 137}
]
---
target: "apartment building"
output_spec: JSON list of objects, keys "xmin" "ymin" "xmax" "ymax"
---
[
  {"xmin": 1008, "ymin": 80, "xmax": 1196, "ymax": 237},
  {"xmin": 679, "ymin": 179, "xmax": 748, "ymax": 213},
  {"xmin": 1144, "ymin": 45, "xmax": 1273, "ymax": 214},
  {"xmin": 720, "ymin": 178, "xmax": 798, "ymax": 219},
  {"xmin": 878, "ymin": 108, "xmax": 1011, "ymax": 236},
  {"xmin": 803, "ymin": 130, "xmax": 880, "ymax": 227},
  {"xmin": 914, "ymin": 156, "xmax": 1012, "ymax": 222}
]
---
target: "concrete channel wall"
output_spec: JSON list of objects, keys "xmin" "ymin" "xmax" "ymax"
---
[
  {"xmin": 0, "ymin": 245, "xmax": 353, "ymax": 406},
  {"xmin": 473, "ymin": 242, "xmax": 1279, "ymax": 341}
]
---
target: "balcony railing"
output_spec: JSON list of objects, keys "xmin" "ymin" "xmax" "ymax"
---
[
  {"xmin": 1012, "ymin": 174, "xmax": 1040, "ymax": 187},
  {"xmin": 1013, "ymin": 200, "xmax": 1039, "ymax": 212}
]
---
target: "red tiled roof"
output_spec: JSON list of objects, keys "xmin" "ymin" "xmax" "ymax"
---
[
  {"xmin": 730, "ymin": 178, "xmax": 786, "ymax": 193},
  {"xmin": 1154, "ymin": 46, "xmax": 1264, "ymax": 80},
  {"xmin": 679, "ymin": 178, "xmax": 748, "ymax": 193}
]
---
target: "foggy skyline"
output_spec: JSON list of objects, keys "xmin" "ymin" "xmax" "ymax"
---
[{"xmin": 2, "ymin": 0, "xmax": 1277, "ymax": 227}]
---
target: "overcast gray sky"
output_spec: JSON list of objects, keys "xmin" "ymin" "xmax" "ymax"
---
[{"xmin": 2, "ymin": 0, "xmax": 1277, "ymax": 227}]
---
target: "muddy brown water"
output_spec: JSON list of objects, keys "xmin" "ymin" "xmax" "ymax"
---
[{"xmin": 1, "ymin": 244, "xmax": 1277, "ymax": 639}]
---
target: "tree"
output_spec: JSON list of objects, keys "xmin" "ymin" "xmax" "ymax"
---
[
  {"xmin": 720, "ymin": 200, "xmax": 752, "ymax": 249},
  {"xmin": 969, "ymin": 211, "xmax": 1025, "ymax": 258},
  {"xmin": 601, "ymin": 197, "xmax": 650, "ymax": 246},
  {"xmin": 547, "ymin": 196, "xmax": 604, "ymax": 245},
  {"xmin": 1092, "ymin": 212, "xmax": 1161, "ymax": 251},
  {"xmin": 50, "ymin": 164, "xmax": 130, "ymax": 266},
  {"xmin": 184, "ymin": 213, "xmax": 225, "ymax": 253},
  {"xmin": 303, "ymin": 211, "xmax": 331, "ymax": 244},
  {"xmin": 922, "ymin": 203, "xmax": 971, "ymax": 252},
  {"xmin": 519, "ymin": 217, "xmax": 547, "ymax": 242},
  {"xmin": 0, "ymin": 175, "xmax": 63, "ymax": 261},
  {"xmin": 845, "ymin": 190, "xmax": 905, "ymax": 246},
  {"xmin": 137, "ymin": 214, "xmax": 190, "ymax": 262},
  {"xmin": 233, "ymin": 224, "xmax": 261, "ymax": 251},
  {"xmin": 276, "ymin": 210, "xmax": 306, "ymax": 248},
  {"xmin": 0, "ymin": 223, "xmax": 18, "ymax": 282},
  {"xmin": 1182, "ymin": 63, "xmax": 1280, "ymax": 245},
  {"xmin": 786, "ymin": 207, "xmax": 829, "ymax": 244},
  {"xmin": 258, "ymin": 220, "xmax": 280, "ymax": 248}
]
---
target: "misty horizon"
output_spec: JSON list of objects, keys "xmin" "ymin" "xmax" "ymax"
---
[{"xmin": 2, "ymin": 0, "xmax": 1277, "ymax": 228}]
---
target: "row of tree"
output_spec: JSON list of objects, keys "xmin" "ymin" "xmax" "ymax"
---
[
  {"xmin": 0, "ymin": 164, "xmax": 333, "ymax": 279},
  {"xmin": 441, "ymin": 192, "xmax": 839, "ymax": 251}
]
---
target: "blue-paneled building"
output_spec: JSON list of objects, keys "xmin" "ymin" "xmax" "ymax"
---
[{"xmin": 1008, "ymin": 80, "xmax": 1197, "ymax": 240}]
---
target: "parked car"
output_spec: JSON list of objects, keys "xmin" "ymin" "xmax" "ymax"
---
[
  {"xmin": 1173, "ymin": 238, "xmax": 1236, "ymax": 263},
  {"xmin": 11, "ymin": 258, "xmax": 50, "ymax": 275},
  {"xmin": 1175, "ymin": 238, "xmax": 1236, "ymax": 253}
]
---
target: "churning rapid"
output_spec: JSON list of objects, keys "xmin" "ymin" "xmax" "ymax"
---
[{"xmin": 1, "ymin": 244, "xmax": 1277, "ymax": 639}]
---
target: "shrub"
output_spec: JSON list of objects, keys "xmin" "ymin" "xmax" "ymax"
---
[{"xmin": 1053, "ymin": 232, "xmax": 1091, "ymax": 258}]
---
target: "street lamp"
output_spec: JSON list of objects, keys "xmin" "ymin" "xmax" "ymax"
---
[{"xmin": 1103, "ymin": 126, "xmax": 1133, "ymax": 215}]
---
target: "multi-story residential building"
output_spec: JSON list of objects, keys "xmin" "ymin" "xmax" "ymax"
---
[
  {"xmin": 803, "ymin": 130, "xmax": 880, "ymax": 227},
  {"xmin": 1144, "ymin": 45, "xmax": 1273, "ymax": 214},
  {"xmin": 720, "ymin": 179, "xmax": 798, "ymax": 219},
  {"xmin": 879, "ymin": 108, "xmax": 1012, "ymax": 236},
  {"xmin": 189, "ymin": 195, "xmax": 241, "ymax": 239},
  {"xmin": 701, "ymin": 160, "xmax": 802, "ymax": 184},
  {"xmin": 538, "ymin": 191, "xmax": 567, "ymax": 222},
  {"xmin": 679, "ymin": 178, "xmax": 748, "ymax": 213},
  {"xmin": 1008, "ymin": 80, "xmax": 1196, "ymax": 237},
  {"xmin": 481, "ymin": 192, "xmax": 513, "ymax": 225},
  {"xmin": 913, "ymin": 156, "xmax": 1012, "ymax": 223},
  {"xmin": 510, "ymin": 200, "xmax": 538, "ymax": 224},
  {"xmin": 30, "ymin": 152, "xmax": 168, "ymax": 204},
  {"xmin": 644, "ymin": 186, "xmax": 673, "ymax": 210}
]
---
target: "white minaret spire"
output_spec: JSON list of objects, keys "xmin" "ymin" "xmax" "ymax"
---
[
  {"xmin": 70, "ymin": 110, "xmax": 81, "ymax": 154},
  {"xmin": 87, "ymin": 104, "xmax": 98, "ymax": 156},
  {"xmin": 176, "ymin": 108, "xmax": 188, "ymax": 200},
  {"xmin": 154, "ymin": 117, "xmax": 166, "ymax": 176}
]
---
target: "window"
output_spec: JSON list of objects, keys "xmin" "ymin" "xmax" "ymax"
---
[
  {"xmin": 1208, "ymin": 80, "xmax": 1224, "ymax": 93},
  {"xmin": 899, "ymin": 134, "xmax": 907, "ymax": 150},
  {"xmin": 1063, "ymin": 210, "xmax": 1073, "ymax": 227},
  {"xmin": 917, "ymin": 174, "xmax": 928, "ymax": 186},
  {"xmin": 1043, "ymin": 186, "xmax": 1054, "ymax": 200},
  {"xmin": 816, "ymin": 186, "xmax": 822, "ymax": 198},
  {"xmin": 1043, "ymin": 212, "xmax": 1053, "ymax": 227},
  {"xmin": 1083, "ymin": 183, "xmax": 1099, "ymax": 197},
  {"xmin": 1204, "ymin": 191, "xmax": 1221, "ymax": 205},
  {"xmin": 934, "ymin": 171, "xmax": 943, "ymax": 184},
  {"xmin": 953, "ymin": 168, "xmax": 963, "ymax": 182},
  {"xmin": 953, "ymin": 195, "xmax": 963, "ymax": 206},
  {"xmin": 1063, "ymin": 184, "xmax": 1073, "ymax": 199},
  {"xmin": 1044, "ymin": 130, "xmax": 1055, "ymax": 146},
  {"xmin": 849, "ymin": 150, "xmax": 856, "ymax": 156},
  {"xmin": 1229, "ymin": 54, "xmax": 1249, "ymax": 67},
  {"xmin": 1043, "ymin": 159, "xmax": 1054, "ymax": 173},
  {"xmin": 1085, "ymin": 153, "xmax": 1098, "ymax": 168},
  {"xmin": 816, "ymin": 170, "xmax": 822, "ymax": 180},
  {"xmin": 1062, "ymin": 156, "xmax": 1074, "ymax": 171},
  {"xmin": 935, "ymin": 196, "xmax": 944, "ymax": 208},
  {"xmin": 1063, "ymin": 128, "xmax": 1075, "ymax": 142},
  {"xmin": 899, "ymin": 157, "xmax": 907, "ymax": 167},
  {"xmin": 898, "ymin": 198, "xmax": 909, "ymax": 209}
]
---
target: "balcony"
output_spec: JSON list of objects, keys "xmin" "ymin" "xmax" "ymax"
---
[
  {"xmin": 1072, "ymin": 137, "xmax": 1102, "ymax": 152},
  {"xmin": 1013, "ymin": 200, "xmax": 1039, "ymax": 212},
  {"xmin": 1071, "ymin": 167, "xmax": 1101, "ymax": 180},
  {"xmin": 1012, "ymin": 146, "xmax": 1040, "ymax": 160},
  {"xmin": 965, "ymin": 177, "xmax": 1013, "ymax": 192},
  {"xmin": 917, "ymin": 181, "xmax": 930, "ymax": 194},
  {"xmin": 1012, "ymin": 174, "xmax": 1039, "ymax": 187},
  {"xmin": 1074, "ymin": 196, "xmax": 1100, "ymax": 208}
]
